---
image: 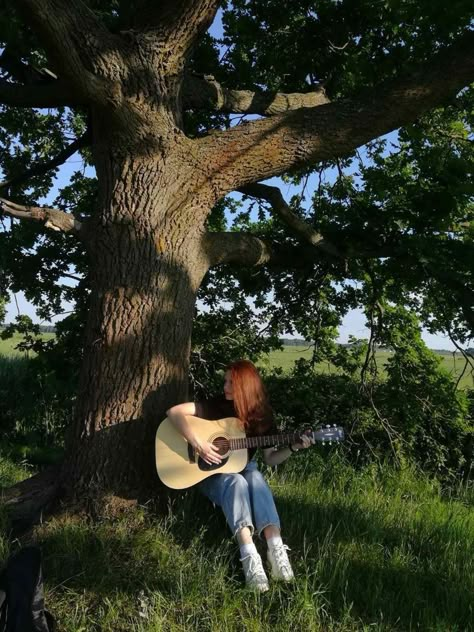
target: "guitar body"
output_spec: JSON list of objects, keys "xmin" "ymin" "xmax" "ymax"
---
[{"xmin": 155, "ymin": 416, "xmax": 249, "ymax": 489}]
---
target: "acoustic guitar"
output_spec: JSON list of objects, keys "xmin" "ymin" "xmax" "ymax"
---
[{"xmin": 155, "ymin": 416, "xmax": 344, "ymax": 489}]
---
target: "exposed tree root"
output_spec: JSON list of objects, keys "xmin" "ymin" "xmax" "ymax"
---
[
  {"xmin": 1, "ymin": 466, "xmax": 62, "ymax": 537},
  {"xmin": 1, "ymin": 450, "xmax": 174, "ymax": 538}
]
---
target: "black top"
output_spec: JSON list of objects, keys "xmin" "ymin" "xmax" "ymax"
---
[{"xmin": 194, "ymin": 396, "xmax": 277, "ymax": 461}]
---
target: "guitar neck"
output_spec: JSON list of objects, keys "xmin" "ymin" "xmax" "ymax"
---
[{"xmin": 230, "ymin": 432, "xmax": 309, "ymax": 451}]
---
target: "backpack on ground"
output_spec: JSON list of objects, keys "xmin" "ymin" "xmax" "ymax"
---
[{"xmin": 0, "ymin": 546, "xmax": 56, "ymax": 632}]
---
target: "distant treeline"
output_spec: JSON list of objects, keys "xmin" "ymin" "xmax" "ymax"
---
[
  {"xmin": 281, "ymin": 338, "xmax": 382, "ymax": 349},
  {"xmin": 1, "ymin": 329, "xmax": 469, "ymax": 355},
  {"xmin": 280, "ymin": 338, "xmax": 469, "ymax": 355},
  {"xmin": 281, "ymin": 338, "xmax": 310, "ymax": 347},
  {"xmin": 0, "ymin": 324, "xmax": 56, "ymax": 333}
]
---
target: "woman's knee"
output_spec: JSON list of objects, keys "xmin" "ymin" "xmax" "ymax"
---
[
  {"xmin": 199, "ymin": 473, "xmax": 248, "ymax": 505},
  {"xmin": 225, "ymin": 473, "xmax": 249, "ymax": 494},
  {"xmin": 243, "ymin": 469, "xmax": 266, "ymax": 488}
]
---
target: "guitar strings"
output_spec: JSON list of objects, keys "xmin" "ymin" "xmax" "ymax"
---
[
  {"xmin": 205, "ymin": 432, "xmax": 338, "ymax": 449},
  {"xmin": 202, "ymin": 439, "xmax": 292, "ymax": 448}
]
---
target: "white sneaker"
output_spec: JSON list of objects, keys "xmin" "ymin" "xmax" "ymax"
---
[
  {"xmin": 267, "ymin": 543, "xmax": 295, "ymax": 581},
  {"xmin": 240, "ymin": 553, "xmax": 270, "ymax": 592}
]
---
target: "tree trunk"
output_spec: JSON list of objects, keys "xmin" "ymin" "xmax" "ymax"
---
[{"xmin": 61, "ymin": 153, "xmax": 211, "ymax": 496}]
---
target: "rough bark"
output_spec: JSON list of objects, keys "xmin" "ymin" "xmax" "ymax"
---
[
  {"xmin": 60, "ymin": 144, "xmax": 215, "ymax": 493},
  {"xmin": 131, "ymin": 0, "xmax": 220, "ymax": 52},
  {"xmin": 15, "ymin": 0, "xmax": 122, "ymax": 105}
]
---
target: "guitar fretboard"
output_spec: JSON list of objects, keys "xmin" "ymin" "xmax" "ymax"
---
[{"xmin": 230, "ymin": 432, "xmax": 307, "ymax": 450}]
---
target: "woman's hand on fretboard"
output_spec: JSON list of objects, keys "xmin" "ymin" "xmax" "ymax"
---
[{"xmin": 292, "ymin": 431, "xmax": 315, "ymax": 451}]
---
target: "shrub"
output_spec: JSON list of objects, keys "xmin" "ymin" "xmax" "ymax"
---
[{"xmin": 0, "ymin": 354, "xmax": 72, "ymax": 446}]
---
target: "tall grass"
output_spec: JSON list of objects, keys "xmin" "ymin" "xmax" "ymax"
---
[
  {"xmin": 0, "ymin": 457, "xmax": 34, "ymax": 561},
  {"xmin": 0, "ymin": 354, "xmax": 70, "ymax": 446},
  {"xmin": 1, "ymin": 454, "xmax": 472, "ymax": 631}
]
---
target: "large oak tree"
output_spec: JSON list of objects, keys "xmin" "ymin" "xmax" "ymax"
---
[{"xmin": 0, "ymin": 0, "xmax": 473, "ymax": 518}]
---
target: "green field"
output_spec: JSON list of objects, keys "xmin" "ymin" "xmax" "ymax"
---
[
  {"xmin": 1, "ymin": 337, "xmax": 473, "ymax": 630},
  {"xmin": 261, "ymin": 346, "xmax": 474, "ymax": 389},
  {"xmin": 1, "ymin": 335, "xmax": 473, "ymax": 388},
  {"xmin": 0, "ymin": 331, "xmax": 55, "ymax": 356}
]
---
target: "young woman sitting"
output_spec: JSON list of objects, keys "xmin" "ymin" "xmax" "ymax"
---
[{"xmin": 167, "ymin": 359, "xmax": 313, "ymax": 592}]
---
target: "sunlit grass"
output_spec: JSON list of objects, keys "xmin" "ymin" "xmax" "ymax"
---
[{"xmin": 0, "ymin": 337, "xmax": 472, "ymax": 629}]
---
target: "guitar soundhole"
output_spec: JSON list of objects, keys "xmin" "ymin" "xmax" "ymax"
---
[
  {"xmin": 213, "ymin": 436, "xmax": 230, "ymax": 456},
  {"xmin": 197, "ymin": 434, "xmax": 232, "ymax": 471}
]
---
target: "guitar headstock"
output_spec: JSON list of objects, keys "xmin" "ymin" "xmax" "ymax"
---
[{"xmin": 313, "ymin": 425, "xmax": 345, "ymax": 444}]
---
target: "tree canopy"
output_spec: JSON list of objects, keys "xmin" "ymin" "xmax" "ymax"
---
[{"xmin": 1, "ymin": 1, "xmax": 473, "ymax": 354}]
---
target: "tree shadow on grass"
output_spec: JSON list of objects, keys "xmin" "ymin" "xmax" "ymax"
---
[{"xmin": 11, "ymin": 485, "xmax": 472, "ymax": 631}]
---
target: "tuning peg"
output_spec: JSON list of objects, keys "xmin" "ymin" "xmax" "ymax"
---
[
  {"xmin": 326, "ymin": 424, "xmax": 330, "ymax": 428},
  {"xmin": 329, "ymin": 441, "xmax": 332, "ymax": 446}
]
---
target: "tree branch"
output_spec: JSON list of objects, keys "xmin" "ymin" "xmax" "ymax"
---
[
  {"xmin": 202, "ymin": 232, "xmax": 274, "ymax": 268},
  {"xmin": 197, "ymin": 29, "xmax": 474, "ymax": 195},
  {"xmin": 201, "ymin": 232, "xmax": 345, "ymax": 270},
  {"xmin": 0, "ymin": 78, "xmax": 76, "ymax": 107},
  {"xmin": 0, "ymin": 132, "xmax": 90, "ymax": 192},
  {"xmin": 0, "ymin": 198, "xmax": 83, "ymax": 236},
  {"xmin": 134, "ymin": 1, "xmax": 220, "ymax": 58},
  {"xmin": 238, "ymin": 182, "xmax": 341, "ymax": 256},
  {"xmin": 183, "ymin": 75, "xmax": 329, "ymax": 115},
  {"xmin": 202, "ymin": 230, "xmax": 470, "ymax": 272},
  {"xmin": 14, "ymin": 0, "xmax": 122, "ymax": 105},
  {"xmin": 0, "ymin": 46, "xmax": 78, "ymax": 107},
  {"xmin": 0, "ymin": 46, "xmax": 58, "ymax": 83}
]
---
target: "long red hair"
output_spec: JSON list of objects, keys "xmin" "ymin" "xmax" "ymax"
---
[{"xmin": 228, "ymin": 360, "xmax": 273, "ymax": 434}]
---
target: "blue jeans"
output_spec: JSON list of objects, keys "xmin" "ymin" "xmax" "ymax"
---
[{"xmin": 198, "ymin": 460, "xmax": 281, "ymax": 537}]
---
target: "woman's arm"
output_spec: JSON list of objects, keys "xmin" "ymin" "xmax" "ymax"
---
[
  {"xmin": 166, "ymin": 402, "xmax": 197, "ymax": 445},
  {"xmin": 262, "ymin": 434, "xmax": 314, "ymax": 466},
  {"xmin": 166, "ymin": 402, "xmax": 222, "ymax": 465}
]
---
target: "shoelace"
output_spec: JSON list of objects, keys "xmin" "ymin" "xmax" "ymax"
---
[
  {"xmin": 272, "ymin": 544, "xmax": 291, "ymax": 572},
  {"xmin": 241, "ymin": 555, "xmax": 267, "ymax": 582}
]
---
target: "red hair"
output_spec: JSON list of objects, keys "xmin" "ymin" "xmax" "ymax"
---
[{"xmin": 228, "ymin": 360, "xmax": 273, "ymax": 434}]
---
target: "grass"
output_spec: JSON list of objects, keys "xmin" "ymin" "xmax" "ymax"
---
[
  {"xmin": 0, "ymin": 454, "xmax": 34, "ymax": 487},
  {"xmin": 0, "ymin": 442, "xmax": 64, "ymax": 466},
  {"xmin": 0, "ymin": 354, "xmax": 70, "ymax": 446},
  {"xmin": 1, "ymin": 454, "xmax": 473, "ymax": 631}
]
